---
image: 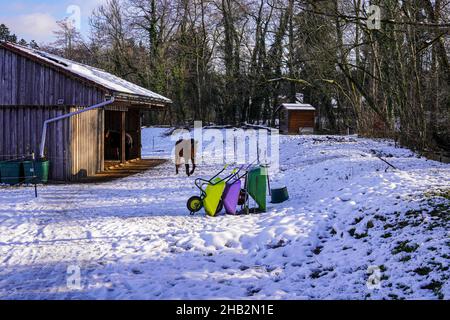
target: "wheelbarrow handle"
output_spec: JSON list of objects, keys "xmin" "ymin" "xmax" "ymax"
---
[{"xmin": 208, "ymin": 164, "xmax": 230, "ymax": 181}]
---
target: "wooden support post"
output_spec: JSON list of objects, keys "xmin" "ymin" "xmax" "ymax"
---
[
  {"xmin": 138, "ymin": 111, "xmax": 142, "ymax": 159},
  {"xmin": 121, "ymin": 111, "xmax": 126, "ymax": 164}
]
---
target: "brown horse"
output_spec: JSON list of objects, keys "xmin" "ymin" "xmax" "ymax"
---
[{"xmin": 175, "ymin": 139, "xmax": 198, "ymax": 176}]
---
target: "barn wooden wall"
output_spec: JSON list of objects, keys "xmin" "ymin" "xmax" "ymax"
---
[
  {"xmin": 0, "ymin": 106, "xmax": 71, "ymax": 181},
  {"xmin": 70, "ymin": 108, "xmax": 104, "ymax": 179},
  {"xmin": 280, "ymin": 111, "xmax": 289, "ymax": 134},
  {"xmin": 0, "ymin": 106, "xmax": 105, "ymax": 181}
]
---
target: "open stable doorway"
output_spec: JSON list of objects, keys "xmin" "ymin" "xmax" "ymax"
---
[{"xmin": 104, "ymin": 109, "xmax": 142, "ymax": 163}]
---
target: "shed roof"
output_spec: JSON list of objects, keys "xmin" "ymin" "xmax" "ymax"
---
[
  {"xmin": 280, "ymin": 103, "xmax": 316, "ymax": 111},
  {"xmin": 1, "ymin": 42, "xmax": 172, "ymax": 105}
]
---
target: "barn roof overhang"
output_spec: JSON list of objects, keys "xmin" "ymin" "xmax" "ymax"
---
[{"xmin": 112, "ymin": 92, "xmax": 170, "ymax": 110}]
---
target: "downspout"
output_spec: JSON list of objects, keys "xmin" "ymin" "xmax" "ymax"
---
[{"xmin": 39, "ymin": 97, "xmax": 115, "ymax": 159}]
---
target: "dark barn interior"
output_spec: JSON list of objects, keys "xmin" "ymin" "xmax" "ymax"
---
[{"xmin": 104, "ymin": 109, "xmax": 142, "ymax": 163}]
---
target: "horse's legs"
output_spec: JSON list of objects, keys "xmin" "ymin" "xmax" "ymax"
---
[
  {"xmin": 183, "ymin": 144, "xmax": 192, "ymax": 176},
  {"xmin": 175, "ymin": 153, "xmax": 182, "ymax": 175},
  {"xmin": 189, "ymin": 141, "xmax": 197, "ymax": 176},
  {"xmin": 190, "ymin": 157, "xmax": 196, "ymax": 176}
]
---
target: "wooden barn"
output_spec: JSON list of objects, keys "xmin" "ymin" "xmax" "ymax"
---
[
  {"xmin": 0, "ymin": 42, "xmax": 172, "ymax": 181},
  {"xmin": 278, "ymin": 103, "xmax": 316, "ymax": 135}
]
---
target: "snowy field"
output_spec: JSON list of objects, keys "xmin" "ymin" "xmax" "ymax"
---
[{"xmin": 0, "ymin": 128, "xmax": 449, "ymax": 300}]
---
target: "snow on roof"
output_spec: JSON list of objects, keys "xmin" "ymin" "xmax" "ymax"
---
[
  {"xmin": 3, "ymin": 42, "xmax": 172, "ymax": 104},
  {"xmin": 281, "ymin": 103, "xmax": 316, "ymax": 111}
]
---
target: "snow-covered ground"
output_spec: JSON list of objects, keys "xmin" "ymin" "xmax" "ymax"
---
[{"xmin": 0, "ymin": 128, "xmax": 448, "ymax": 300}]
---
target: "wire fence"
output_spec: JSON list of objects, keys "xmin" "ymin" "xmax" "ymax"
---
[
  {"xmin": 0, "ymin": 155, "xmax": 68, "ymax": 161},
  {"xmin": 0, "ymin": 155, "xmax": 31, "ymax": 161}
]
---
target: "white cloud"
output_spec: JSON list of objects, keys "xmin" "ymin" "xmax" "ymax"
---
[
  {"xmin": 3, "ymin": 13, "xmax": 58, "ymax": 43},
  {"xmin": 72, "ymin": 0, "xmax": 109, "ymax": 16},
  {"xmin": 0, "ymin": 0, "xmax": 109, "ymax": 43}
]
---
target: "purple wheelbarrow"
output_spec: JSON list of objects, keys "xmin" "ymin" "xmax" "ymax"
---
[
  {"xmin": 222, "ymin": 179, "xmax": 242, "ymax": 215},
  {"xmin": 221, "ymin": 163, "xmax": 256, "ymax": 215}
]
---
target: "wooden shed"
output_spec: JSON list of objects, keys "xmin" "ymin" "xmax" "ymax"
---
[
  {"xmin": 278, "ymin": 103, "xmax": 316, "ymax": 135},
  {"xmin": 0, "ymin": 42, "xmax": 171, "ymax": 181}
]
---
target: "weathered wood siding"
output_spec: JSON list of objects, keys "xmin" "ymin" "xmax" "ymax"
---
[
  {"xmin": 0, "ymin": 106, "xmax": 104, "ymax": 181},
  {"xmin": 288, "ymin": 110, "xmax": 315, "ymax": 134},
  {"xmin": 279, "ymin": 110, "xmax": 289, "ymax": 134},
  {"xmin": 70, "ymin": 108, "xmax": 104, "ymax": 179},
  {"xmin": 0, "ymin": 106, "xmax": 71, "ymax": 181},
  {"xmin": 0, "ymin": 47, "xmax": 106, "ymax": 106}
]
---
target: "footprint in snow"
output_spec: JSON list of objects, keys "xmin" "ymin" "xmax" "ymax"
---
[
  {"xmin": 340, "ymin": 194, "xmax": 353, "ymax": 202},
  {"xmin": 247, "ymin": 287, "xmax": 262, "ymax": 296},
  {"xmin": 266, "ymin": 266, "xmax": 278, "ymax": 272},
  {"xmin": 131, "ymin": 269, "xmax": 143, "ymax": 275}
]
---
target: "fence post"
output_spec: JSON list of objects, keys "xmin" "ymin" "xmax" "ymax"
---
[{"xmin": 32, "ymin": 152, "xmax": 38, "ymax": 198}]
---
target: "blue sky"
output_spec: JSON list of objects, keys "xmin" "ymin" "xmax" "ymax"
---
[{"xmin": 0, "ymin": 0, "xmax": 107, "ymax": 43}]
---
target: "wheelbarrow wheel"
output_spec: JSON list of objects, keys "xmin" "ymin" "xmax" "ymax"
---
[{"xmin": 187, "ymin": 196, "xmax": 203, "ymax": 214}]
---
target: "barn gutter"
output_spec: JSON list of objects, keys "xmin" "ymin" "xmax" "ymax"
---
[{"xmin": 39, "ymin": 97, "xmax": 115, "ymax": 159}]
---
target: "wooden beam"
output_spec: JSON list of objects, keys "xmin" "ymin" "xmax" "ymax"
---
[
  {"xmin": 121, "ymin": 111, "xmax": 126, "ymax": 164},
  {"xmin": 138, "ymin": 111, "xmax": 142, "ymax": 159}
]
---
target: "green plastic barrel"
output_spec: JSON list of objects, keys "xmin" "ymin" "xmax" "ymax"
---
[
  {"xmin": 271, "ymin": 186, "xmax": 289, "ymax": 204},
  {"xmin": 34, "ymin": 160, "xmax": 50, "ymax": 184},
  {"xmin": 247, "ymin": 166, "xmax": 268, "ymax": 212},
  {"xmin": 18, "ymin": 160, "xmax": 50, "ymax": 184},
  {"xmin": 22, "ymin": 161, "xmax": 36, "ymax": 184},
  {"xmin": 0, "ymin": 161, "xmax": 22, "ymax": 185}
]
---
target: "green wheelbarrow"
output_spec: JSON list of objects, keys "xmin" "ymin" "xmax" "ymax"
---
[{"xmin": 239, "ymin": 165, "xmax": 270, "ymax": 214}]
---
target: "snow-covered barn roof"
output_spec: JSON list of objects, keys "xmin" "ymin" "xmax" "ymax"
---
[
  {"xmin": 280, "ymin": 103, "xmax": 316, "ymax": 111},
  {"xmin": 1, "ymin": 42, "xmax": 172, "ymax": 105}
]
